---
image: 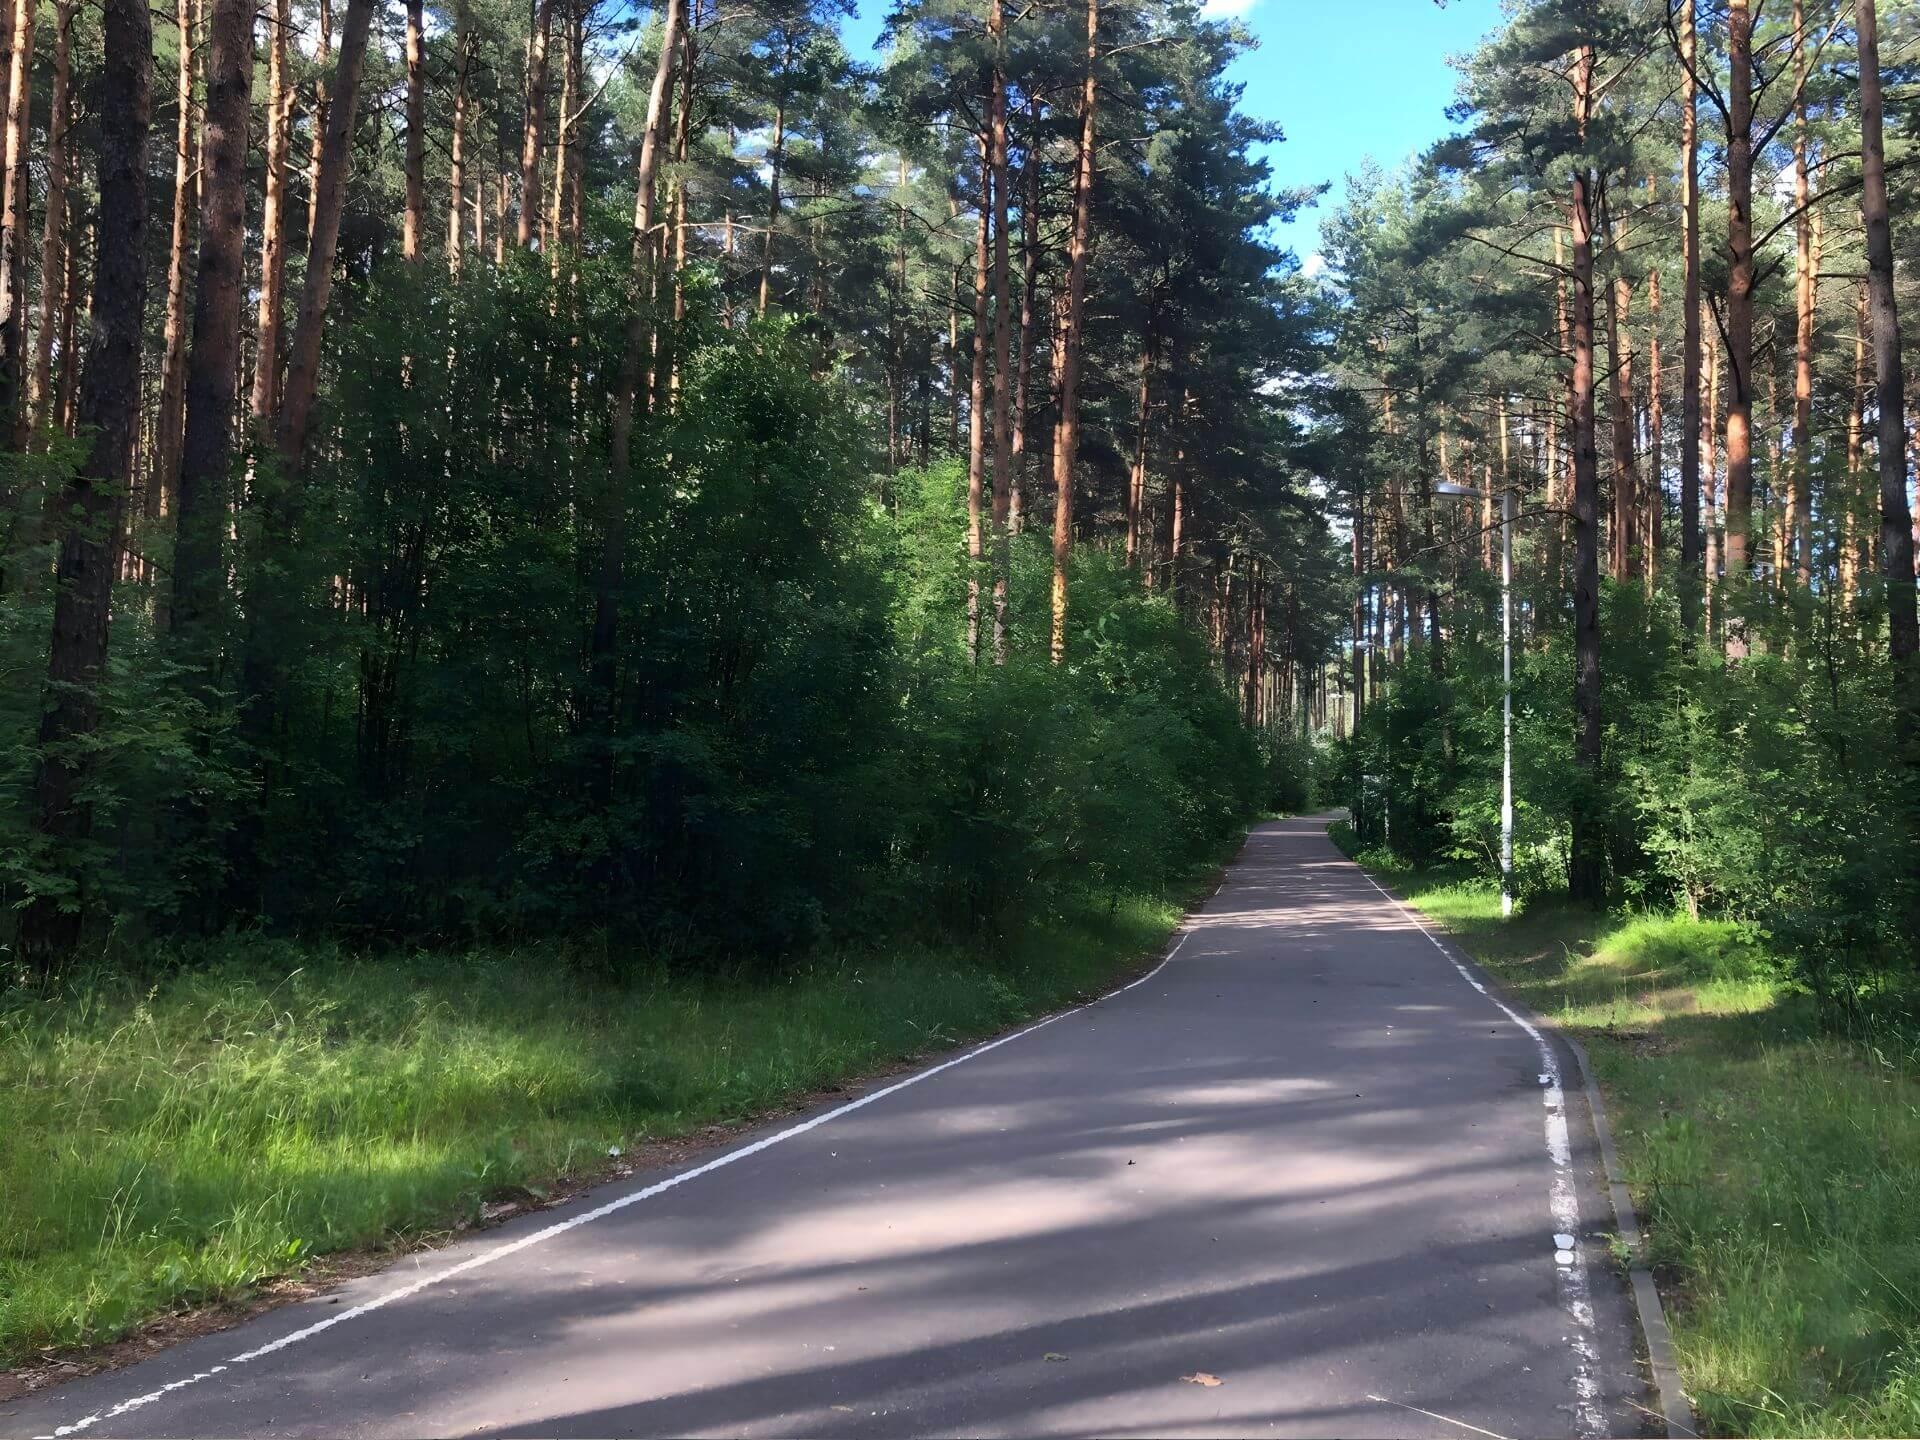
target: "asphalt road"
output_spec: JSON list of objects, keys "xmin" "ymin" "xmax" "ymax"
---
[{"xmin": 4, "ymin": 815, "xmax": 1650, "ymax": 1439}]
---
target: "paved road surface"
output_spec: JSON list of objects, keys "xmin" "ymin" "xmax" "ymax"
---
[{"xmin": 4, "ymin": 816, "xmax": 1650, "ymax": 1439}]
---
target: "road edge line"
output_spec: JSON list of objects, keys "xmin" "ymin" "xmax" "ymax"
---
[
  {"xmin": 25, "ymin": 834, "xmax": 1246, "ymax": 1440},
  {"xmin": 1349, "ymin": 853, "xmax": 1695, "ymax": 1440}
]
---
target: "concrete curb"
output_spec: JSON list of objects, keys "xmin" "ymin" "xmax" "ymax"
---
[{"xmin": 1346, "ymin": 849, "xmax": 1696, "ymax": 1439}]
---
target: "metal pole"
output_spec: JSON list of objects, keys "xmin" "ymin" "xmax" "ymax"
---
[{"xmin": 1500, "ymin": 487, "xmax": 1515, "ymax": 917}]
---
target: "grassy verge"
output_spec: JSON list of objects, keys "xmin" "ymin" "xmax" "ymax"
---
[
  {"xmin": 0, "ymin": 857, "xmax": 1228, "ymax": 1370},
  {"xmin": 1331, "ymin": 823, "xmax": 1920, "ymax": 1438}
]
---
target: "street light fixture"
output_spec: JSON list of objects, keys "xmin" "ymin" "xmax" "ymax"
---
[{"xmin": 1434, "ymin": 479, "xmax": 1516, "ymax": 918}]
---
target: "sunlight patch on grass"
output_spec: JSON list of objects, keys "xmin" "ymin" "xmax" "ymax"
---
[{"xmin": 0, "ymin": 880, "xmax": 1204, "ymax": 1366}]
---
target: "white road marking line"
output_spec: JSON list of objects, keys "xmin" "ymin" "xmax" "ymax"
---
[
  {"xmin": 1352, "ymin": 866, "xmax": 1608, "ymax": 1440},
  {"xmin": 39, "ymin": 924, "xmax": 1203, "ymax": 1437}
]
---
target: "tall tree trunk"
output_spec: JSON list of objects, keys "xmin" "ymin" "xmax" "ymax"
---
[
  {"xmin": 403, "ymin": 0, "xmax": 426, "ymax": 262},
  {"xmin": 548, "ymin": 1, "xmax": 576, "ymax": 274},
  {"xmin": 517, "ymin": 0, "xmax": 553, "ymax": 249},
  {"xmin": 592, "ymin": 0, "xmax": 682, "ymax": 764},
  {"xmin": 27, "ymin": 0, "xmax": 76, "ymax": 441},
  {"xmin": 1569, "ymin": 44, "xmax": 1604, "ymax": 903},
  {"xmin": 448, "ymin": 15, "xmax": 468, "ymax": 276},
  {"xmin": 276, "ymin": 0, "xmax": 373, "ymax": 468},
  {"xmin": 988, "ymin": 0, "xmax": 1013, "ymax": 663},
  {"xmin": 1125, "ymin": 332, "xmax": 1153, "ymax": 566},
  {"xmin": 306, "ymin": 0, "xmax": 331, "ymax": 245},
  {"xmin": 0, "ymin": 0, "xmax": 35, "ymax": 441},
  {"xmin": 1010, "ymin": 94, "xmax": 1040, "ymax": 529},
  {"xmin": 172, "ymin": 0, "xmax": 253, "ymax": 656},
  {"xmin": 1724, "ymin": 0, "xmax": 1755, "ymax": 656},
  {"xmin": 1705, "ymin": 308, "xmax": 1721, "ymax": 637},
  {"xmin": 1790, "ymin": 3, "xmax": 1814, "ymax": 589},
  {"xmin": 757, "ymin": 38, "xmax": 791, "ymax": 318},
  {"xmin": 1048, "ymin": 0, "xmax": 1095, "ymax": 664},
  {"xmin": 1607, "ymin": 237, "xmax": 1637, "ymax": 582},
  {"xmin": 1857, "ymin": 0, "xmax": 1918, "ymax": 672},
  {"xmin": 251, "ymin": 0, "xmax": 292, "ymax": 419},
  {"xmin": 965, "ymin": 142, "xmax": 988, "ymax": 664},
  {"xmin": 1843, "ymin": 280, "xmax": 1868, "ymax": 606},
  {"xmin": 154, "ymin": 0, "xmax": 199, "ymax": 526},
  {"xmin": 1647, "ymin": 262, "xmax": 1663, "ymax": 591},
  {"xmin": 16, "ymin": 0, "xmax": 153, "ymax": 974},
  {"xmin": 1679, "ymin": 0, "xmax": 1702, "ymax": 632}
]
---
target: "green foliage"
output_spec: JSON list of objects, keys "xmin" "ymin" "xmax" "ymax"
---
[{"xmin": 0, "ymin": 872, "xmax": 1210, "ymax": 1363}]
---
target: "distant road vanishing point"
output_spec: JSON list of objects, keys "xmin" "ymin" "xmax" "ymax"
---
[{"xmin": 4, "ymin": 815, "xmax": 1655, "ymax": 1440}]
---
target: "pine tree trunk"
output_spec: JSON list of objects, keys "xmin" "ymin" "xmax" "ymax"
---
[
  {"xmin": 1569, "ymin": 45, "xmax": 1604, "ymax": 903},
  {"xmin": 1856, "ymin": 0, "xmax": 1918, "ymax": 671},
  {"xmin": 154, "ymin": 0, "xmax": 199, "ymax": 526},
  {"xmin": 1705, "ymin": 309, "xmax": 1721, "ymax": 638},
  {"xmin": 1048, "ymin": 0, "xmax": 1096, "ymax": 664},
  {"xmin": 1647, "ymin": 262, "xmax": 1662, "ymax": 591},
  {"xmin": 251, "ymin": 0, "xmax": 291, "ymax": 419},
  {"xmin": 988, "ymin": 0, "xmax": 1013, "ymax": 663},
  {"xmin": 548, "ymin": 2, "xmax": 575, "ymax": 275},
  {"xmin": 1843, "ymin": 281, "xmax": 1867, "ymax": 606},
  {"xmin": 27, "ymin": 0, "xmax": 76, "ymax": 442},
  {"xmin": 0, "ymin": 0, "xmax": 35, "ymax": 442},
  {"xmin": 306, "ymin": 0, "xmax": 331, "ymax": 245},
  {"xmin": 1010, "ymin": 94, "xmax": 1040, "ymax": 529},
  {"xmin": 172, "ymin": 0, "xmax": 253, "ymax": 656},
  {"xmin": 1679, "ymin": 0, "xmax": 1702, "ymax": 632},
  {"xmin": 404, "ymin": 0, "xmax": 426, "ymax": 262},
  {"xmin": 518, "ymin": 0, "xmax": 553, "ymax": 249},
  {"xmin": 276, "ymin": 0, "xmax": 373, "ymax": 468},
  {"xmin": 965, "ymin": 141, "xmax": 988, "ymax": 665},
  {"xmin": 16, "ymin": 0, "xmax": 153, "ymax": 974},
  {"xmin": 1125, "ymin": 333, "xmax": 1153, "ymax": 566},
  {"xmin": 448, "ymin": 15, "xmax": 468, "ymax": 276},
  {"xmin": 757, "ymin": 39, "xmax": 791, "ymax": 318},
  {"xmin": 1724, "ymin": 0, "xmax": 1755, "ymax": 656},
  {"xmin": 592, "ymin": 0, "xmax": 683, "ymax": 764},
  {"xmin": 1607, "ymin": 246, "xmax": 1637, "ymax": 582}
]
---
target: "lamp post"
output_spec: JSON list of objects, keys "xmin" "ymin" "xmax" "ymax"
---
[{"xmin": 1435, "ymin": 480, "xmax": 1515, "ymax": 917}]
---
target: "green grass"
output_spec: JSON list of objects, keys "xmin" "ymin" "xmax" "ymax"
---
[
  {"xmin": 1332, "ymin": 824, "xmax": 1920, "ymax": 1438},
  {"xmin": 0, "ymin": 867, "xmax": 1221, "ymax": 1369}
]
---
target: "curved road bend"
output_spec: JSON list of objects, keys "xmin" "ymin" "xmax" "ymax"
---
[{"xmin": 4, "ymin": 815, "xmax": 1650, "ymax": 1439}]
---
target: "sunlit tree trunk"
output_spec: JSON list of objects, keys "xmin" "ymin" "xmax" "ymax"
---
[
  {"xmin": 306, "ymin": 0, "xmax": 331, "ymax": 245},
  {"xmin": 1856, "ymin": 0, "xmax": 1918, "ymax": 673},
  {"xmin": 518, "ymin": 0, "xmax": 553, "ymax": 249},
  {"xmin": 154, "ymin": 0, "xmax": 199, "ymax": 529},
  {"xmin": 1011, "ymin": 94, "xmax": 1040, "ymax": 531},
  {"xmin": 173, "ymin": 0, "xmax": 253, "ymax": 655},
  {"xmin": 277, "ymin": 0, "xmax": 373, "ymax": 467},
  {"xmin": 1843, "ymin": 281, "xmax": 1867, "ymax": 606},
  {"xmin": 966, "ymin": 142, "xmax": 988, "ymax": 664},
  {"xmin": 988, "ymin": 0, "xmax": 1013, "ymax": 662},
  {"xmin": 16, "ymin": 0, "xmax": 153, "ymax": 974},
  {"xmin": 757, "ymin": 36, "xmax": 792, "ymax": 318},
  {"xmin": 448, "ymin": 13, "xmax": 469, "ymax": 276},
  {"xmin": 0, "ymin": 0, "xmax": 35, "ymax": 440},
  {"xmin": 1125, "ymin": 334, "xmax": 1154, "ymax": 567},
  {"xmin": 1647, "ymin": 262, "xmax": 1662, "ymax": 592},
  {"xmin": 1704, "ymin": 309, "xmax": 1721, "ymax": 638},
  {"xmin": 1049, "ymin": 0, "xmax": 1096, "ymax": 664},
  {"xmin": 1679, "ymin": 0, "xmax": 1702, "ymax": 630},
  {"xmin": 1607, "ymin": 234, "xmax": 1637, "ymax": 582},
  {"xmin": 1723, "ymin": 0, "xmax": 1755, "ymax": 656},
  {"xmin": 1569, "ymin": 44, "xmax": 1604, "ymax": 903},
  {"xmin": 1790, "ymin": 0, "xmax": 1814, "ymax": 588},
  {"xmin": 27, "ymin": 0, "xmax": 76, "ymax": 442},
  {"xmin": 404, "ymin": 0, "xmax": 426, "ymax": 262},
  {"xmin": 251, "ymin": 0, "xmax": 292, "ymax": 420}
]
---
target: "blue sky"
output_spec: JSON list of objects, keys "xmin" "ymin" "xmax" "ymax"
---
[{"xmin": 841, "ymin": 0, "xmax": 1504, "ymax": 268}]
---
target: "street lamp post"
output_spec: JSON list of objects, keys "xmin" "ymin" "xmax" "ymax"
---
[{"xmin": 1435, "ymin": 480, "xmax": 1516, "ymax": 918}]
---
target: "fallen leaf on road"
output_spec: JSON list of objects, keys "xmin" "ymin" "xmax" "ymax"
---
[
  {"xmin": 1044, "ymin": 1352, "xmax": 1069, "ymax": 1362},
  {"xmin": 1183, "ymin": 1372, "xmax": 1223, "ymax": 1387}
]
